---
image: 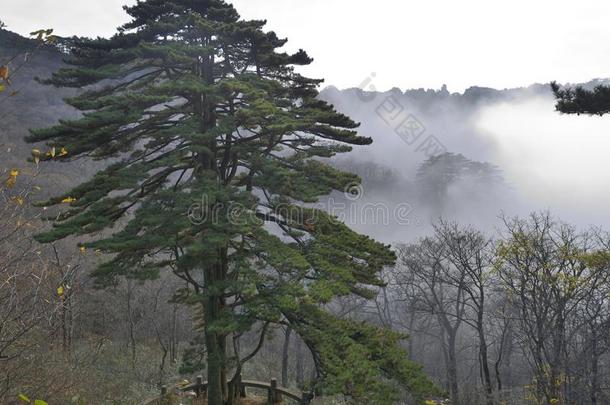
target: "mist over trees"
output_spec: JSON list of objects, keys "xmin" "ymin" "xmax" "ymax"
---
[
  {"xmin": 415, "ymin": 153, "xmax": 504, "ymax": 218},
  {"xmin": 387, "ymin": 214, "xmax": 610, "ymax": 404}
]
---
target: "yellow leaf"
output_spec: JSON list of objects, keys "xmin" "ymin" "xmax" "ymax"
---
[
  {"xmin": 61, "ymin": 197, "xmax": 77, "ymax": 204},
  {"xmin": 58, "ymin": 147, "xmax": 68, "ymax": 157},
  {"xmin": 32, "ymin": 149, "xmax": 41, "ymax": 164},
  {"xmin": 10, "ymin": 169, "xmax": 19, "ymax": 178},
  {"xmin": 5, "ymin": 176, "xmax": 16, "ymax": 189},
  {"xmin": 34, "ymin": 400, "xmax": 49, "ymax": 405},
  {"xmin": 57, "ymin": 286, "xmax": 64, "ymax": 296},
  {"xmin": 0, "ymin": 83, "xmax": 4, "ymax": 93},
  {"xmin": 79, "ymin": 246, "xmax": 86, "ymax": 254},
  {"xmin": 46, "ymin": 147, "xmax": 56, "ymax": 158},
  {"xmin": 0, "ymin": 65, "xmax": 9, "ymax": 81},
  {"xmin": 18, "ymin": 393, "xmax": 30, "ymax": 403},
  {"xmin": 13, "ymin": 196, "xmax": 24, "ymax": 206}
]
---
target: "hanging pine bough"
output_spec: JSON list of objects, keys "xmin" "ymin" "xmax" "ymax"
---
[{"xmin": 27, "ymin": 1, "xmax": 438, "ymax": 403}]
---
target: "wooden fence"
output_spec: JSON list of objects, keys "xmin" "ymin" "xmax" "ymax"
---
[{"xmin": 143, "ymin": 376, "xmax": 312, "ymax": 405}]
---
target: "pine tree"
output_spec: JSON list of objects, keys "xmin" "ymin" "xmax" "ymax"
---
[
  {"xmin": 551, "ymin": 81, "xmax": 610, "ymax": 115},
  {"xmin": 28, "ymin": 1, "xmax": 437, "ymax": 403},
  {"xmin": 416, "ymin": 152, "xmax": 503, "ymax": 216}
]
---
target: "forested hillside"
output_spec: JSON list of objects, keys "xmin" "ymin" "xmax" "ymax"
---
[
  {"xmin": 0, "ymin": 27, "xmax": 194, "ymax": 405},
  {"xmin": 2, "ymin": 10, "xmax": 610, "ymax": 404}
]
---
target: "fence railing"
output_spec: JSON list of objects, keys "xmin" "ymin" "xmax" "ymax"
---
[{"xmin": 143, "ymin": 376, "xmax": 313, "ymax": 405}]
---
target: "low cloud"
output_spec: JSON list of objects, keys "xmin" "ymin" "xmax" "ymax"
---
[{"xmin": 476, "ymin": 95, "xmax": 610, "ymax": 228}]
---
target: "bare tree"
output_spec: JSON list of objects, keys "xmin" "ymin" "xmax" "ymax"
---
[
  {"xmin": 433, "ymin": 220, "xmax": 496, "ymax": 405},
  {"xmin": 396, "ymin": 238, "xmax": 466, "ymax": 404},
  {"xmin": 0, "ymin": 176, "xmax": 57, "ymax": 398}
]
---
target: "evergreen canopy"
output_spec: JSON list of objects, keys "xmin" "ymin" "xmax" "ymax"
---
[
  {"xmin": 28, "ymin": 0, "xmax": 437, "ymax": 403},
  {"xmin": 551, "ymin": 81, "xmax": 610, "ymax": 116}
]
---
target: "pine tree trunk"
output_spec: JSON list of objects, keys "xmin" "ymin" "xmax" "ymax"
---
[
  {"xmin": 204, "ymin": 298, "xmax": 224, "ymax": 405},
  {"xmin": 204, "ymin": 257, "xmax": 227, "ymax": 405},
  {"xmin": 221, "ymin": 336, "xmax": 228, "ymax": 401},
  {"xmin": 197, "ymin": 43, "xmax": 227, "ymax": 404},
  {"xmin": 228, "ymin": 369, "xmax": 247, "ymax": 405}
]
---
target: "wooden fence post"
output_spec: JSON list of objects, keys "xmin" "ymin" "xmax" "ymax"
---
[
  {"xmin": 268, "ymin": 378, "xmax": 278, "ymax": 404},
  {"xmin": 275, "ymin": 378, "xmax": 283, "ymax": 403},
  {"xmin": 196, "ymin": 375, "xmax": 203, "ymax": 397}
]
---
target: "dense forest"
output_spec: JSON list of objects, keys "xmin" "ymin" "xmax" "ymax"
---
[{"xmin": 1, "ymin": 2, "xmax": 610, "ymax": 405}]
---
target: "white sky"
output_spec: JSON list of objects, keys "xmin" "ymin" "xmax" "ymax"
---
[{"xmin": 3, "ymin": 0, "xmax": 610, "ymax": 92}]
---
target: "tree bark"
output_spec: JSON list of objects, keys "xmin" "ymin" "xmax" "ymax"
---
[
  {"xmin": 204, "ymin": 295, "xmax": 224, "ymax": 405},
  {"xmin": 204, "ymin": 251, "xmax": 228, "ymax": 405},
  {"xmin": 445, "ymin": 331, "xmax": 459, "ymax": 404},
  {"xmin": 476, "ymin": 301, "xmax": 494, "ymax": 405},
  {"xmin": 479, "ymin": 332, "xmax": 494, "ymax": 405},
  {"xmin": 126, "ymin": 280, "xmax": 137, "ymax": 370}
]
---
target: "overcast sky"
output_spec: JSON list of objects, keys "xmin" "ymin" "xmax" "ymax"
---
[{"xmin": 3, "ymin": 0, "xmax": 610, "ymax": 92}]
